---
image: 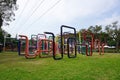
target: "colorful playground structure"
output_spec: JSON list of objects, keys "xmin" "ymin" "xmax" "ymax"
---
[{"xmin": 18, "ymin": 25, "xmax": 105, "ymax": 60}]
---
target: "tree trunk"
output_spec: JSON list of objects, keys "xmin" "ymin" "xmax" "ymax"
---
[{"xmin": 0, "ymin": 15, "xmax": 3, "ymax": 28}]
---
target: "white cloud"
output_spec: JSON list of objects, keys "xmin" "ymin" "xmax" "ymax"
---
[
  {"xmin": 2, "ymin": 0, "xmax": 120, "ymax": 37},
  {"xmin": 48, "ymin": 0, "xmax": 118, "ymax": 23},
  {"xmin": 97, "ymin": 13, "xmax": 120, "ymax": 25}
]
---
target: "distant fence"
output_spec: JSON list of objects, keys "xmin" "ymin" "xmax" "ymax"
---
[
  {"xmin": 104, "ymin": 48, "xmax": 117, "ymax": 53},
  {"xmin": 93, "ymin": 48, "xmax": 120, "ymax": 53}
]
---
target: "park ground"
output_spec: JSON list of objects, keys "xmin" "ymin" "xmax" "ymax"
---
[{"xmin": 0, "ymin": 52, "xmax": 120, "ymax": 80}]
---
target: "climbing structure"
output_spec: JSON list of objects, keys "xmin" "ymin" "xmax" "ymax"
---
[
  {"xmin": 82, "ymin": 31, "xmax": 94, "ymax": 56},
  {"xmin": 19, "ymin": 35, "xmax": 38, "ymax": 58},
  {"xmin": 94, "ymin": 39, "xmax": 105, "ymax": 55}
]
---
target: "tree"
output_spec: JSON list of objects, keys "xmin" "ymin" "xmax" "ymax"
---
[
  {"xmin": 0, "ymin": 15, "xmax": 3, "ymax": 27},
  {"xmin": 0, "ymin": 27, "xmax": 4, "ymax": 43},
  {"xmin": 0, "ymin": 27, "xmax": 11, "ymax": 44},
  {"xmin": 0, "ymin": 0, "xmax": 18, "ymax": 27},
  {"xmin": 87, "ymin": 25, "xmax": 103, "ymax": 40},
  {"xmin": 105, "ymin": 21, "xmax": 120, "ymax": 52},
  {"xmin": 88, "ymin": 25, "xmax": 102, "ymax": 33}
]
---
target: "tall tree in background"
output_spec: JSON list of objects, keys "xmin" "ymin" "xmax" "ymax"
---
[
  {"xmin": 0, "ymin": 27, "xmax": 11, "ymax": 43},
  {"xmin": 0, "ymin": 0, "xmax": 18, "ymax": 27},
  {"xmin": 105, "ymin": 21, "xmax": 120, "ymax": 52},
  {"xmin": 87, "ymin": 25, "xmax": 103, "ymax": 40},
  {"xmin": 0, "ymin": 15, "xmax": 3, "ymax": 27},
  {"xmin": 0, "ymin": 0, "xmax": 17, "ymax": 45},
  {"xmin": 88, "ymin": 25, "xmax": 102, "ymax": 33}
]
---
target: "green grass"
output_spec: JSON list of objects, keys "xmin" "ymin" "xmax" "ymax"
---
[{"xmin": 0, "ymin": 52, "xmax": 120, "ymax": 80}]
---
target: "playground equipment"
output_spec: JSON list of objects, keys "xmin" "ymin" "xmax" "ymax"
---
[
  {"xmin": 37, "ymin": 33, "xmax": 54, "ymax": 58},
  {"xmin": 55, "ymin": 35, "xmax": 61, "ymax": 53},
  {"xmin": 18, "ymin": 37, "xmax": 26, "ymax": 56},
  {"xmin": 101, "ymin": 43, "xmax": 105, "ymax": 54},
  {"xmin": 61, "ymin": 25, "xmax": 77, "ymax": 58},
  {"xmin": 94, "ymin": 39, "xmax": 105, "ymax": 55},
  {"xmin": 30, "ymin": 34, "xmax": 37, "ymax": 49},
  {"xmin": 18, "ymin": 33, "xmax": 55, "ymax": 59},
  {"xmin": 82, "ymin": 31, "xmax": 94, "ymax": 56},
  {"xmin": 94, "ymin": 39, "xmax": 101, "ymax": 55},
  {"xmin": 43, "ymin": 32, "xmax": 58, "ymax": 60},
  {"xmin": 18, "ymin": 34, "xmax": 37, "ymax": 56},
  {"xmin": 44, "ymin": 25, "xmax": 77, "ymax": 60},
  {"xmin": 19, "ymin": 35, "xmax": 38, "ymax": 58},
  {"xmin": 17, "ymin": 25, "xmax": 105, "ymax": 60},
  {"xmin": 50, "ymin": 25, "xmax": 77, "ymax": 60},
  {"xmin": 76, "ymin": 31, "xmax": 81, "ymax": 54},
  {"xmin": 76, "ymin": 30, "xmax": 94, "ymax": 56}
]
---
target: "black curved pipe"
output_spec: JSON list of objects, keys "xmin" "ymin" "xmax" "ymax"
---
[
  {"xmin": 60, "ymin": 25, "xmax": 77, "ymax": 58},
  {"xmin": 44, "ymin": 32, "xmax": 63, "ymax": 60},
  {"xmin": 67, "ymin": 37, "xmax": 77, "ymax": 58}
]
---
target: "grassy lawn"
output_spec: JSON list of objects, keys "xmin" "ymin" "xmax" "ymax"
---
[{"xmin": 0, "ymin": 52, "xmax": 120, "ymax": 80}]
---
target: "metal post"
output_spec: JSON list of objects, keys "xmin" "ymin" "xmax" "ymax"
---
[{"xmin": 3, "ymin": 34, "xmax": 6, "ymax": 51}]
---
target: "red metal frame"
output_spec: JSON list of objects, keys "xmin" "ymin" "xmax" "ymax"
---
[
  {"xmin": 38, "ymin": 39, "xmax": 55, "ymax": 58},
  {"xmin": 82, "ymin": 31, "xmax": 94, "ymax": 56},
  {"xmin": 94, "ymin": 39, "xmax": 105, "ymax": 55},
  {"xmin": 101, "ymin": 43, "xmax": 105, "ymax": 55},
  {"xmin": 94, "ymin": 39, "xmax": 101, "ymax": 55},
  {"xmin": 19, "ymin": 35, "xmax": 38, "ymax": 59}
]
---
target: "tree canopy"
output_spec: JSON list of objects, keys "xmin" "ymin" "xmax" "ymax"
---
[
  {"xmin": 87, "ymin": 25, "xmax": 102, "ymax": 34},
  {"xmin": 105, "ymin": 21, "xmax": 120, "ymax": 52},
  {"xmin": 85, "ymin": 21, "xmax": 120, "ymax": 52},
  {"xmin": 0, "ymin": 0, "xmax": 18, "ymax": 27}
]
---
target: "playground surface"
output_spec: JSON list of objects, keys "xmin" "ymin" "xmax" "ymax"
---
[{"xmin": 0, "ymin": 52, "xmax": 120, "ymax": 80}]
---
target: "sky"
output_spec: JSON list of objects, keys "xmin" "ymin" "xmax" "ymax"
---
[{"xmin": 2, "ymin": 0, "xmax": 120, "ymax": 38}]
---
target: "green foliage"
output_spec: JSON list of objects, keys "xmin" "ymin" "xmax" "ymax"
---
[
  {"xmin": 87, "ymin": 23, "xmax": 120, "ymax": 51},
  {"xmin": 107, "ymin": 40, "xmax": 116, "ymax": 46},
  {"xmin": 105, "ymin": 21, "xmax": 120, "ymax": 52},
  {"xmin": 87, "ymin": 25, "xmax": 102, "ymax": 39},
  {"xmin": 0, "ymin": 27, "xmax": 11, "ymax": 45},
  {"xmin": 87, "ymin": 25, "xmax": 107, "ymax": 43},
  {"xmin": 0, "ymin": 0, "xmax": 18, "ymax": 27},
  {"xmin": 87, "ymin": 25, "xmax": 102, "ymax": 33},
  {"xmin": 99, "ymin": 32, "xmax": 109, "ymax": 43},
  {"xmin": 0, "ymin": 52, "xmax": 120, "ymax": 80}
]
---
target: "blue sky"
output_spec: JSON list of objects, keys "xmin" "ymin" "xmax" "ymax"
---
[{"xmin": 2, "ymin": 0, "xmax": 120, "ymax": 38}]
